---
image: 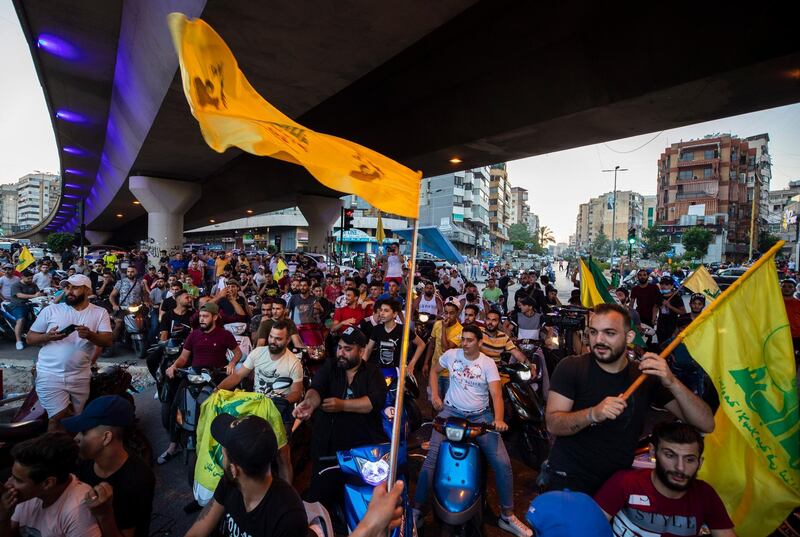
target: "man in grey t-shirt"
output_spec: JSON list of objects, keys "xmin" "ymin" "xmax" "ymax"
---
[{"xmin": 0, "ymin": 263, "xmax": 20, "ymax": 301}]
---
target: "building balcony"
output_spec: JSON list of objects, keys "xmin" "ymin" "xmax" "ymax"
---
[
  {"xmin": 676, "ymin": 158, "xmax": 719, "ymax": 168},
  {"xmin": 675, "ymin": 191, "xmax": 716, "ymax": 200}
]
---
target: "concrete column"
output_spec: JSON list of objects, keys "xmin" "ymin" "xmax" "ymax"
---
[
  {"xmin": 129, "ymin": 176, "xmax": 201, "ymax": 262},
  {"xmin": 298, "ymin": 195, "xmax": 342, "ymax": 254},
  {"xmin": 85, "ymin": 230, "xmax": 113, "ymax": 245}
]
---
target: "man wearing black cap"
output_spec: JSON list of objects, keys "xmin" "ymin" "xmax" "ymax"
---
[
  {"xmin": 62, "ymin": 396, "xmax": 155, "ymax": 537},
  {"xmin": 655, "ymin": 276, "xmax": 686, "ymax": 349},
  {"xmin": 183, "ymin": 414, "xmax": 309, "ymax": 537},
  {"xmin": 293, "ymin": 326, "xmax": 388, "ymax": 512}
]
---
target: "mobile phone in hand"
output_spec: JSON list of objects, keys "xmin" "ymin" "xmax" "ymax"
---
[{"xmin": 59, "ymin": 324, "xmax": 76, "ymax": 336}]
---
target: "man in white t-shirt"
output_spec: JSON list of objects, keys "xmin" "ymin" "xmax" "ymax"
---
[
  {"xmin": 412, "ymin": 324, "xmax": 532, "ymax": 537},
  {"xmin": 27, "ymin": 275, "xmax": 112, "ymax": 427},
  {"xmin": 32, "ymin": 263, "xmax": 52, "ymax": 291},
  {"xmin": 0, "ymin": 432, "xmax": 101, "ymax": 537}
]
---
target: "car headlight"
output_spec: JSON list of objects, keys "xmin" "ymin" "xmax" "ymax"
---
[
  {"xmin": 518, "ymin": 369, "xmax": 532, "ymax": 381},
  {"xmin": 356, "ymin": 456, "xmax": 390, "ymax": 486}
]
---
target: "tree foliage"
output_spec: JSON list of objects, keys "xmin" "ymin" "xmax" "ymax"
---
[
  {"xmin": 46, "ymin": 232, "xmax": 75, "ymax": 254},
  {"xmin": 538, "ymin": 226, "xmax": 556, "ymax": 246},
  {"xmin": 642, "ymin": 226, "xmax": 672, "ymax": 258},
  {"xmin": 590, "ymin": 231, "xmax": 610, "ymax": 257},
  {"xmin": 757, "ymin": 230, "xmax": 781, "ymax": 254},
  {"xmin": 508, "ymin": 223, "xmax": 532, "ymax": 243},
  {"xmin": 681, "ymin": 227, "xmax": 713, "ymax": 260}
]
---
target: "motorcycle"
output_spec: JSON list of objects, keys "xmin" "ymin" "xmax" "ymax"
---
[
  {"xmin": 121, "ymin": 304, "xmax": 149, "ymax": 359},
  {"xmin": 414, "ymin": 310, "xmax": 436, "ymax": 342},
  {"xmin": 498, "ymin": 362, "xmax": 549, "ymax": 469},
  {"xmin": 430, "ymin": 416, "xmax": 495, "ymax": 535},
  {"xmin": 0, "ymin": 302, "xmax": 20, "ymax": 342},
  {"xmin": 146, "ymin": 324, "xmax": 190, "ymax": 430}
]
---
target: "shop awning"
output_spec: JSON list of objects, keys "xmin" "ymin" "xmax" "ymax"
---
[{"xmin": 393, "ymin": 226, "xmax": 465, "ymax": 264}]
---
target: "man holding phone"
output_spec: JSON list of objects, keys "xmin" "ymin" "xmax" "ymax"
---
[{"xmin": 26, "ymin": 275, "xmax": 113, "ymax": 429}]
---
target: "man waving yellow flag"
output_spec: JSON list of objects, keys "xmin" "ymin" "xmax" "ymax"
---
[
  {"xmin": 15, "ymin": 246, "xmax": 35, "ymax": 272},
  {"xmin": 167, "ymin": 13, "xmax": 422, "ymax": 219}
]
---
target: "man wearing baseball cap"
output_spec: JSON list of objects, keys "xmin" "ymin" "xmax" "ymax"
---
[
  {"xmin": 63, "ymin": 396, "xmax": 155, "ymax": 537},
  {"xmin": 293, "ymin": 326, "xmax": 388, "ymax": 513},
  {"xmin": 26, "ymin": 274, "xmax": 112, "ymax": 429},
  {"xmin": 183, "ymin": 414, "xmax": 308, "ymax": 537}
]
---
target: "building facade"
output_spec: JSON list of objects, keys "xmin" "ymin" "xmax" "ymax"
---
[
  {"xmin": 489, "ymin": 164, "xmax": 511, "ymax": 253},
  {"xmin": 16, "ymin": 173, "xmax": 60, "ymax": 230},
  {"xmin": 574, "ymin": 190, "xmax": 644, "ymax": 251},
  {"xmin": 0, "ymin": 184, "xmax": 19, "ymax": 234},
  {"xmin": 655, "ymin": 134, "xmax": 770, "ymax": 260},
  {"xmin": 642, "ymin": 195, "xmax": 657, "ymax": 229},
  {"xmin": 509, "ymin": 187, "xmax": 530, "ymax": 226},
  {"xmin": 418, "ymin": 167, "xmax": 491, "ymax": 256},
  {"xmin": 768, "ymin": 180, "xmax": 800, "ymax": 251}
]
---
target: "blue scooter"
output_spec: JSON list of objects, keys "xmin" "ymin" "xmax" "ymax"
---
[{"xmin": 431, "ymin": 416, "xmax": 495, "ymax": 536}]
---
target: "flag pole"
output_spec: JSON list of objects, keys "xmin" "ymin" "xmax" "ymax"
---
[
  {"xmin": 387, "ymin": 216, "xmax": 420, "ymax": 491},
  {"xmin": 622, "ymin": 240, "xmax": 786, "ymax": 400}
]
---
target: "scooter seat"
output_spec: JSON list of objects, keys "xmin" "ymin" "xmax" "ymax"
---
[{"xmin": 0, "ymin": 419, "xmax": 47, "ymax": 442}]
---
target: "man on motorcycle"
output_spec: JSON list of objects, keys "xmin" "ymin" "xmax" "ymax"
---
[
  {"xmin": 158, "ymin": 289, "xmax": 193, "ymax": 341},
  {"xmin": 422, "ymin": 300, "xmax": 463, "ymax": 399},
  {"xmin": 412, "ymin": 280, "xmax": 443, "ymax": 318},
  {"xmin": 481, "ymin": 309, "xmax": 529, "ymax": 365},
  {"xmin": 108, "ymin": 267, "xmax": 150, "ymax": 348},
  {"xmin": 482, "ymin": 277, "xmax": 504, "ymax": 311},
  {"xmin": 287, "ymin": 278, "xmax": 324, "ymax": 347},
  {"xmin": 293, "ymin": 327, "xmax": 388, "ymax": 513},
  {"xmin": 63, "ymin": 395, "xmax": 156, "ymax": 537},
  {"xmin": 6, "ymin": 269, "xmax": 42, "ymax": 350},
  {"xmin": 506, "ymin": 296, "xmax": 544, "ymax": 341},
  {"xmin": 544, "ymin": 304, "xmax": 714, "ymax": 495},
  {"xmin": 26, "ymin": 275, "xmax": 112, "ymax": 428},
  {"xmin": 414, "ymin": 325, "xmax": 533, "ymax": 537},
  {"xmin": 363, "ymin": 299, "xmax": 425, "ymax": 370},
  {"xmin": 331, "ymin": 288, "xmax": 367, "ymax": 334},
  {"xmin": 161, "ymin": 302, "xmax": 242, "ymax": 464},
  {"xmin": 254, "ymin": 298, "xmax": 305, "ymax": 350}
]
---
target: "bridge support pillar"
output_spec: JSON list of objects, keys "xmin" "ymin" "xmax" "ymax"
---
[
  {"xmin": 298, "ymin": 196, "xmax": 342, "ymax": 255},
  {"xmin": 129, "ymin": 176, "xmax": 201, "ymax": 261}
]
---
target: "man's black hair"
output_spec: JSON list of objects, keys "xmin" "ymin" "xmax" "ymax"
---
[
  {"xmin": 616, "ymin": 286, "xmax": 630, "ymax": 298},
  {"xmin": 486, "ymin": 308, "xmax": 503, "ymax": 318},
  {"xmin": 464, "ymin": 304, "xmax": 480, "ymax": 315},
  {"xmin": 461, "ymin": 324, "xmax": 483, "ymax": 341},
  {"xmin": 270, "ymin": 319, "xmax": 290, "ymax": 334},
  {"xmin": 591, "ymin": 303, "xmax": 632, "ymax": 330},
  {"xmin": 651, "ymin": 421, "xmax": 704, "ymax": 455},
  {"xmin": 379, "ymin": 298, "xmax": 400, "ymax": 313},
  {"xmin": 11, "ymin": 432, "xmax": 79, "ymax": 484}
]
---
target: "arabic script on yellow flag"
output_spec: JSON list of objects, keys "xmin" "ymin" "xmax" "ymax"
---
[
  {"xmin": 167, "ymin": 13, "xmax": 421, "ymax": 219},
  {"xmin": 680, "ymin": 243, "xmax": 799, "ymax": 536}
]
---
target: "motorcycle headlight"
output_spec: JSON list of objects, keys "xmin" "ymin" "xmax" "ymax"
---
[
  {"xmin": 418, "ymin": 313, "xmax": 429, "ymax": 323},
  {"xmin": 187, "ymin": 374, "xmax": 205, "ymax": 384},
  {"xmin": 518, "ymin": 369, "xmax": 532, "ymax": 381},
  {"xmin": 445, "ymin": 424, "xmax": 466, "ymax": 442},
  {"xmin": 356, "ymin": 456, "xmax": 390, "ymax": 486},
  {"xmin": 127, "ymin": 305, "xmax": 141, "ymax": 313}
]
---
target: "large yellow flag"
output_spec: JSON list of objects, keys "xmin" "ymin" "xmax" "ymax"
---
[
  {"xmin": 679, "ymin": 242, "xmax": 799, "ymax": 536},
  {"xmin": 15, "ymin": 246, "xmax": 34, "ymax": 272},
  {"xmin": 273, "ymin": 257, "xmax": 288, "ymax": 281},
  {"xmin": 682, "ymin": 265, "xmax": 721, "ymax": 302},
  {"xmin": 167, "ymin": 13, "xmax": 422, "ymax": 219}
]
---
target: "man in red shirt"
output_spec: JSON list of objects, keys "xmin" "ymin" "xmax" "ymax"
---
[
  {"xmin": 331, "ymin": 288, "xmax": 366, "ymax": 334},
  {"xmin": 594, "ymin": 421, "xmax": 735, "ymax": 536},
  {"xmin": 630, "ymin": 269, "xmax": 663, "ymax": 327},
  {"xmin": 781, "ymin": 278, "xmax": 800, "ymax": 353}
]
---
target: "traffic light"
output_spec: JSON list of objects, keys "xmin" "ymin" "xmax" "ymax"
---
[
  {"xmin": 343, "ymin": 208, "xmax": 355, "ymax": 230},
  {"xmin": 627, "ymin": 227, "xmax": 636, "ymax": 245}
]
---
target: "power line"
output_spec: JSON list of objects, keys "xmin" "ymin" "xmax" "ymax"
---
[{"xmin": 603, "ymin": 131, "xmax": 665, "ymax": 154}]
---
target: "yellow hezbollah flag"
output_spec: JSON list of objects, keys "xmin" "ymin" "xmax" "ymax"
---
[
  {"xmin": 579, "ymin": 258, "xmax": 613, "ymax": 308},
  {"xmin": 15, "ymin": 246, "xmax": 34, "ymax": 272},
  {"xmin": 682, "ymin": 265, "xmax": 721, "ymax": 302},
  {"xmin": 273, "ymin": 257, "xmax": 288, "ymax": 281},
  {"xmin": 679, "ymin": 241, "xmax": 799, "ymax": 536},
  {"xmin": 376, "ymin": 213, "xmax": 386, "ymax": 244},
  {"xmin": 167, "ymin": 13, "xmax": 422, "ymax": 219}
]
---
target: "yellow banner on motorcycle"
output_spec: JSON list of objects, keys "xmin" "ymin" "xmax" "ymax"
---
[{"xmin": 194, "ymin": 389, "xmax": 287, "ymax": 492}]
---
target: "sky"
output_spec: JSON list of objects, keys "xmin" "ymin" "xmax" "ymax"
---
[{"xmin": 1, "ymin": 0, "xmax": 799, "ymax": 242}]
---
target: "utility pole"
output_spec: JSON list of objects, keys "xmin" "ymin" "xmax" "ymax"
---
[
  {"xmin": 748, "ymin": 169, "xmax": 759, "ymax": 260},
  {"xmin": 79, "ymin": 197, "xmax": 85, "ymax": 258},
  {"xmin": 602, "ymin": 166, "xmax": 628, "ymax": 266}
]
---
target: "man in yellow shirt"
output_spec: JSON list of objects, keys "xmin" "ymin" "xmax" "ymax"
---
[
  {"xmin": 422, "ymin": 299, "xmax": 462, "ymax": 399},
  {"xmin": 102, "ymin": 251, "xmax": 118, "ymax": 271},
  {"xmin": 215, "ymin": 252, "xmax": 230, "ymax": 278}
]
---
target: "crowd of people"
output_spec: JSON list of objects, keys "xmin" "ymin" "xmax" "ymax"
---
[{"xmin": 3, "ymin": 242, "xmax": 786, "ymax": 536}]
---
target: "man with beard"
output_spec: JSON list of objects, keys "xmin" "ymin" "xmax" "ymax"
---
[
  {"xmin": 781, "ymin": 278, "xmax": 800, "ymax": 354},
  {"xmin": 594, "ymin": 421, "xmax": 734, "ymax": 536},
  {"xmin": 630, "ymin": 269, "xmax": 662, "ymax": 328},
  {"xmin": 255, "ymin": 299, "xmax": 304, "ymax": 349},
  {"xmin": 480, "ymin": 309, "xmax": 529, "ymax": 365},
  {"xmin": 544, "ymin": 304, "xmax": 714, "ymax": 495},
  {"xmin": 293, "ymin": 327, "xmax": 388, "ymax": 513},
  {"xmin": 287, "ymin": 278, "xmax": 322, "ymax": 346},
  {"xmin": 26, "ymin": 275, "xmax": 112, "ymax": 429},
  {"xmin": 412, "ymin": 280, "xmax": 443, "ymax": 318},
  {"xmin": 109, "ymin": 266, "xmax": 150, "ymax": 347},
  {"xmin": 182, "ymin": 414, "xmax": 308, "ymax": 537},
  {"xmin": 158, "ymin": 289, "xmax": 193, "ymax": 341},
  {"xmin": 64, "ymin": 396, "xmax": 156, "ymax": 537},
  {"xmin": 217, "ymin": 322, "xmax": 303, "ymax": 455}
]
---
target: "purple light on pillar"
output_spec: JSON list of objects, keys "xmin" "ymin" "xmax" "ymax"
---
[
  {"xmin": 37, "ymin": 34, "xmax": 81, "ymax": 60},
  {"xmin": 60, "ymin": 203, "xmax": 76, "ymax": 208},
  {"xmin": 63, "ymin": 146, "xmax": 87, "ymax": 156},
  {"xmin": 64, "ymin": 168, "xmax": 86, "ymax": 177},
  {"xmin": 63, "ymin": 183, "xmax": 83, "ymax": 189},
  {"xmin": 55, "ymin": 109, "xmax": 86, "ymax": 123},
  {"xmin": 63, "ymin": 194, "xmax": 80, "ymax": 199}
]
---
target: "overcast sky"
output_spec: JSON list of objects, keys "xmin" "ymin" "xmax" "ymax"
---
[{"xmin": 2, "ymin": 1, "xmax": 799, "ymax": 242}]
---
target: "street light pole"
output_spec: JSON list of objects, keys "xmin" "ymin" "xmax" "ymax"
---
[{"xmin": 602, "ymin": 165, "xmax": 628, "ymax": 265}]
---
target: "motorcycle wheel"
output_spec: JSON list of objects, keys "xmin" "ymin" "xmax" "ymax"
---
[
  {"xmin": 520, "ymin": 427, "xmax": 550, "ymax": 470},
  {"xmin": 132, "ymin": 337, "xmax": 147, "ymax": 359}
]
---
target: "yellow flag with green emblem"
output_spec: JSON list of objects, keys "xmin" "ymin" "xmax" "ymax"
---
[
  {"xmin": 167, "ymin": 13, "xmax": 422, "ymax": 219},
  {"xmin": 679, "ymin": 242, "xmax": 799, "ymax": 535},
  {"xmin": 15, "ymin": 246, "xmax": 34, "ymax": 272},
  {"xmin": 273, "ymin": 257, "xmax": 288, "ymax": 281},
  {"xmin": 682, "ymin": 265, "xmax": 721, "ymax": 302}
]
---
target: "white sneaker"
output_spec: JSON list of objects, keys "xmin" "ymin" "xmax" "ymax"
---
[
  {"xmin": 498, "ymin": 514, "xmax": 532, "ymax": 537},
  {"xmin": 15, "ymin": 341, "xmax": 24, "ymax": 350}
]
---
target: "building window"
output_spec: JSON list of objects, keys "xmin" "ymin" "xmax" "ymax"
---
[
  {"xmin": 703, "ymin": 167, "xmax": 713, "ymax": 178},
  {"xmin": 679, "ymin": 152, "xmax": 694, "ymax": 161},
  {"xmin": 679, "ymin": 170, "xmax": 693, "ymax": 180},
  {"xmin": 647, "ymin": 207, "xmax": 654, "ymax": 217},
  {"xmin": 704, "ymin": 149, "xmax": 715, "ymax": 160}
]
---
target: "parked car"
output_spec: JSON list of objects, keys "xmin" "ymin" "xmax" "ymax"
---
[{"xmin": 712, "ymin": 267, "xmax": 747, "ymax": 291}]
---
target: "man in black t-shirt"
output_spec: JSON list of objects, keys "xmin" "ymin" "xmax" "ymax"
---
[
  {"xmin": 63, "ymin": 396, "xmax": 155, "ymax": 537},
  {"xmin": 158, "ymin": 289, "xmax": 193, "ymax": 340},
  {"xmin": 184, "ymin": 413, "xmax": 310, "ymax": 537},
  {"xmin": 363, "ymin": 299, "xmax": 425, "ymax": 370},
  {"xmin": 655, "ymin": 276, "xmax": 686, "ymax": 348},
  {"xmin": 293, "ymin": 327, "xmax": 388, "ymax": 512},
  {"xmin": 544, "ymin": 303, "xmax": 714, "ymax": 495}
]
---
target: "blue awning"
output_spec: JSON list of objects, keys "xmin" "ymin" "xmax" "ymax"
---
[{"xmin": 393, "ymin": 226, "xmax": 465, "ymax": 264}]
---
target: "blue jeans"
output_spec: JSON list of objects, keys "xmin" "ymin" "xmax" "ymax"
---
[
  {"xmin": 413, "ymin": 405, "xmax": 514, "ymax": 511},
  {"xmin": 427, "ymin": 375, "xmax": 450, "ymax": 403}
]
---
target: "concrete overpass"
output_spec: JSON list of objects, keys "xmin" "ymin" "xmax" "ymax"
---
[{"xmin": 14, "ymin": 0, "xmax": 800, "ymax": 252}]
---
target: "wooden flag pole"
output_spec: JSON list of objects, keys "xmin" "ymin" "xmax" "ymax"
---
[
  {"xmin": 387, "ymin": 217, "xmax": 420, "ymax": 490},
  {"xmin": 621, "ymin": 240, "xmax": 786, "ymax": 400}
]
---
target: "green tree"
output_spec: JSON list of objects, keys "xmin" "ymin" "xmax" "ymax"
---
[
  {"xmin": 681, "ymin": 227, "xmax": 713, "ymax": 260},
  {"xmin": 46, "ymin": 232, "xmax": 75, "ymax": 255},
  {"xmin": 591, "ymin": 231, "xmax": 610, "ymax": 257},
  {"xmin": 510, "ymin": 239, "xmax": 527, "ymax": 250},
  {"xmin": 642, "ymin": 226, "xmax": 672, "ymax": 258},
  {"xmin": 508, "ymin": 223, "xmax": 532, "ymax": 243},
  {"xmin": 757, "ymin": 230, "xmax": 780, "ymax": 253},
  {"xmin": 538, "ymin": 226, "xmax": 556, "ymax": 247}
]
